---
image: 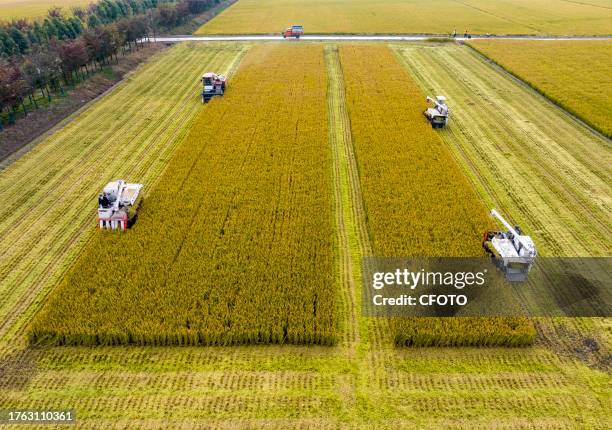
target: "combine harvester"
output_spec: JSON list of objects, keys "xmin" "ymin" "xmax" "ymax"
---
[
  {"xmin": 201, "ymin": 72, "xmax": 227, "ymax": 103},
  {"xmin": 483, "ymin": 209, "xmax": 537, "ymax": 282},
  {"xmin": 424, "ymin": 95, "xmax": 450, "ymax": 128},
  {"xmin": 97, "ymin": 180, "xmax": 143, "ymax": 231},
  {"xmin": 282, "ymin": 25, "xmax": 304, "ymax": 39}
]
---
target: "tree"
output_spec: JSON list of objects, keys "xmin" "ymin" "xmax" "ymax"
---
[
  {"xmin": 155, "ymin": 3, "xmax": 177, "ymax": 28},
  {"xmin": 72, "ymin": 7, "xmax": 87, "ymax": 21},
  {"xmin": 33, "ymin": 22, "xmax": 47, "ymax": 43},
  {"xmin": 0, "ymin": 59, "xmax": 29, "ymax": 122},
  {"xmin": 47, "ymin": 7, "xmax": 63, "ymax": 19},
  {"xmin": 68, "ymin": 17, "xmax": 84, "ymax": 36},
  {"xmin": 58, "ymin": 39, "xmax": 89, "ymax": 82},
  {"xmin": 9, "ymin": 27, "xmax": 29, "ymax": 54},
  {"xmin": 43, "ymin": 18, "xmax": 58, "ymax": 40},
  {"xmin": 0, "ymin": 28, "xmax": 18, "ymax": 57},
  {"xmin": 27, "ymin": 44, "xmax": 62, "ymax": 97},
  {"xmin": 87, "ymin": 13, "xmax": 102, "ymax": 29}
]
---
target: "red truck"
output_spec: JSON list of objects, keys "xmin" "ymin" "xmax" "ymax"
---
[{"xmin": 282, "ymin": 25, "xmax": 304, "ymax": 39}]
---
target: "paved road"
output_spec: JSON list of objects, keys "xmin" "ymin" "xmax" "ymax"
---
[{"xmin": 154, "ymin": 34, "xmax": 612, "ymax": 42}]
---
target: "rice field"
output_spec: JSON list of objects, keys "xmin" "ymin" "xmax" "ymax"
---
[
  {"xmin": 30, "ymin": 44, "xmax": 337, "ymax": 347},
  {"xmin": 0, "ymin": 43, "xmax": 248, "ymax": 348},
  {"xmin": 0, "ymin": 39, "xmax": 609, "ymax": 428},
  {"xmin": 394, "ymin": 42, "xmax": 612, "ymax": 257},
  {"xmin": 197, "ymin": 0, "xmax": 612, "ymax": 35},
  {"xmin": 469, "ymin": 40, "xmax": 612, "ymax": 138},
  {"xmin": 0, "ymin": 0, "xmax": 90, "ymax": 20},
  {"xmin": 338, "ymin": 45, "xmax": 534, "ymax": 347}
]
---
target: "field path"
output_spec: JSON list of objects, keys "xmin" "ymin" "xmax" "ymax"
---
[
  {"xmin": 395, "ymin": 44, "xmax": 612, "ymax": 257},
  {"xmin": 155, "ymin": 35, "xmax": 612, "ymax": 42},
  {"xmin": 0, "ymin": 43, "xmax": 248, "ymax": 348},
  {"xmin": 325, "ymin": 45, "xmax": 372, "ymax": 350}
]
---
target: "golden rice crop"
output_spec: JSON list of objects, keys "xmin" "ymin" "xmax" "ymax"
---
[
  {"xmin": 29, "ymin": 44, "xmax": 337, "ymax": 347},
  {"xmin": 339, "ymin": 45, "xmax": 535, "ymax": 347},
  {"xmin": 469, "ymin": 40, "xmax": 612, "ymax": 138},
  {"xmin": 198, "ymin": 0, "xmax": 612, "ymax": 36}
]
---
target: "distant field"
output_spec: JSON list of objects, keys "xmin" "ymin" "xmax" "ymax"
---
[
  {"xmin": 469, "ymin": 40, "xmax": 612, "ymax": 138},
  {"xmin": 198, "ymin": 0, "xmax": 612, "ymax": 35},
  {"xmin": 0, "ymin": 0, "xmax": 89, "ymax": 20}
]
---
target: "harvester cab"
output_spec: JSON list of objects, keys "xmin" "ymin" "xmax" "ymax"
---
[
  {"xmin": 201, "ymin": 72, "xmax": 227, "ymax": 103},
  {"xmin": 282, "ymin": 25, "xmax": 304, "ymax": 39},
  {"xmin": 424, "ymin": 95, "xmax": 450, "ymax": 128},
  {"xmin": 483, "ymin": 209, "xmax": 537, "ymax": 282},
  {"xmin": 97, "ymin": 180, "xmax": 143, "ymax": 231}
]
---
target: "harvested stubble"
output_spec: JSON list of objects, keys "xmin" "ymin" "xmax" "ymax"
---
[
  {"xmin": 30, "ymin": 44, "xmax": 337, "ymax": 347},
  {"xmin": 339, "ymin": 45, "xmax": 535, "ymax": 347},
  {"xmin": 469, "ymin": 40, "xmax": 612, "ymax": 138}
]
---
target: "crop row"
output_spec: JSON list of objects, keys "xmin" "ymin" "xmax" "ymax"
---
[
  {"xmin": 338, "ymin": 45, "xmax": 535, "ymax": 347},
  {"xmin": 29, "ymin": 44, "xmax": 337, "ymax": 347}
]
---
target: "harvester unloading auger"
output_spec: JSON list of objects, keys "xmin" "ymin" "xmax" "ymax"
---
[
  {"xmin": 424, "ymin": 95, "xmax": 450, "ymax": 128},
  {"xmin": 483, "ymin": 209, "xmax": 537, "ymax": 282},
  {"xmin": 97, "ymin": 180, "xmax": 143, "ymax": 231}
]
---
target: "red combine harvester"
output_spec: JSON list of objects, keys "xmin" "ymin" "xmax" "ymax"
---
[
  {"xmin": 201, "ymin": 72, "xmax": 227, "ymax": 103},
  {"xmin": 97, "ymin": 180, "xmax": 143, "ymax": 231},
  {"xmin": 282, "ymin": 25, "xmax": 304, "ymax": 39}
]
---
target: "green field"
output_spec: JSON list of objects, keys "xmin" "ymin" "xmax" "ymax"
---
[
  {"xmin": 0, "ymin": 0, "xmax": 90, "ymax": 20},
  {"xmin": 469, "ymin": 40, "xmax": 612, "ymax": 138},
  {"xmin": 0, "ymin": 24, "xmax": 610, "ymax": 428},
  {"xmin": 198, "ymin": 0, "xmax": 612, "ymax": 35}
]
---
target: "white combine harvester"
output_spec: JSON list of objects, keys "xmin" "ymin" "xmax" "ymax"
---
[
  {"xmin": 483, "ymin": 209, "xmax": 537, "ymax": 282},
  {"xmin": 424, "ymin": 95, "xmax": 450, "ymax": 129},
  {"xmin": 201, "ymin": 72, "xmax": 227, "ymax": 103},
  {"xmin": 97, "ymin": 180, "xmax": 143, "ymax": 231}
]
